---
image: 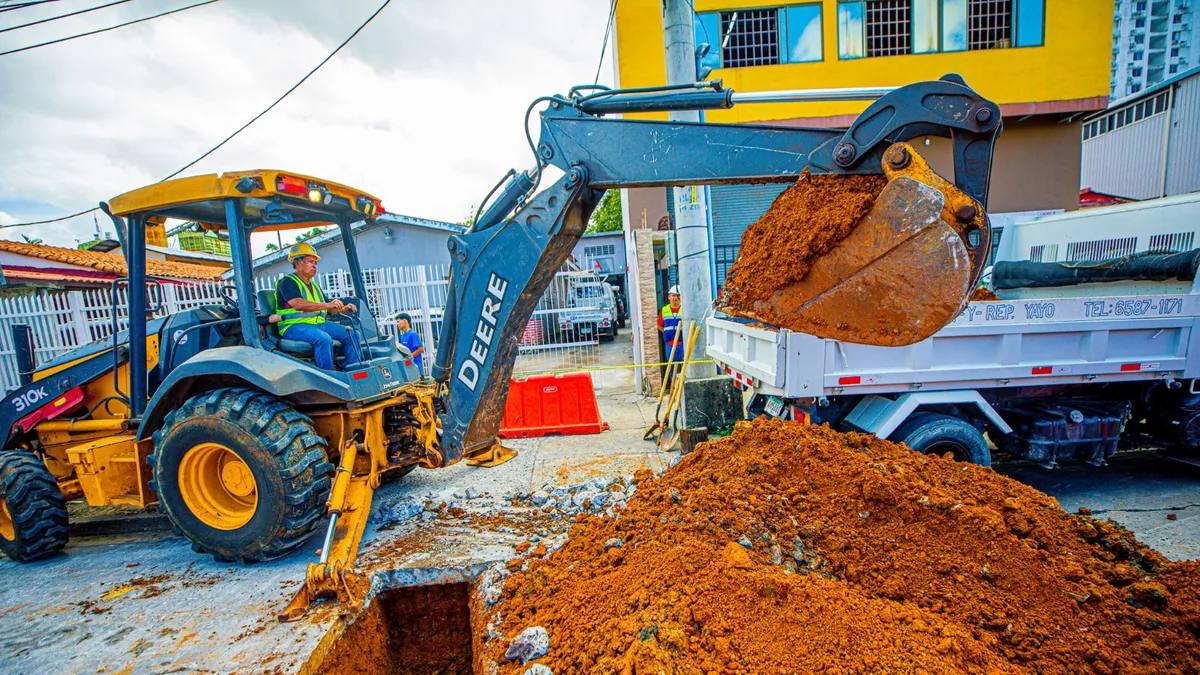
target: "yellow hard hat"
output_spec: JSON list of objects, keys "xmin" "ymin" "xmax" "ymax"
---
[{"xmin": 287, "ymin": 242, "xmax": 321, "ymax": 262}]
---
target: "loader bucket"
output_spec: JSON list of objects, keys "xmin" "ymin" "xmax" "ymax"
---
[{"xmin": 715, "ymin": 143, "xmax": 989, "ymax": 347}]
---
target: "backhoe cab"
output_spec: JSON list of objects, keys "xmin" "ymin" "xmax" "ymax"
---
[{"xmin": 0, "ymin": 170, "xmax": 454, "ymax": 620}]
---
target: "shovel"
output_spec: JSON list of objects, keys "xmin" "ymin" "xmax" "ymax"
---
[
  {"xmin": 643, "ymin": 332, "xmax": 684, "ymax": 441},
  {"xmin": 657, "ymin": 322, "xmax": 701, "ymax": 450}
]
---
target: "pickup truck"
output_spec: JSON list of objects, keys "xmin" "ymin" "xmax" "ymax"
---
[{"xmin": 559, "ymin": 281, "xmax": 618, "ymax": 343}]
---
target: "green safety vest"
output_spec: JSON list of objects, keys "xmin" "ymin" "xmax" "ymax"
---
[{"xmin": 276, "ymin": 273, "xmax": 327, "ymax": 335}]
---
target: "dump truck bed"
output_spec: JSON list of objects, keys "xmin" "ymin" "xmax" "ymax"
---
[{"xmin": 707, "ymin": 292, "xmax": 1200, "ymax": 399}]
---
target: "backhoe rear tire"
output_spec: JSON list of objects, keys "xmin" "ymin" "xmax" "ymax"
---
[
  {"xmin": 0, "ymin": 451, "xmax": 69, "ymax": 562},
  {"xmin": 150, "ymin": 388, "xmax": 333, "ymax": 563}
]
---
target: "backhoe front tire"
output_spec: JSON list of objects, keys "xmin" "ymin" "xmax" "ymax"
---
[
  {"xmin": 150, "ymin": 389, "xmax": 333, "ymax": 563},
  {"xmin": 0, "ymin": 451, "xmax": 69, "ymax": 562}
]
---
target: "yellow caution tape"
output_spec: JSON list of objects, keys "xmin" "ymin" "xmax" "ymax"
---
[{"xmin": 514, "ymin": 359, "xmax": 715, "ymax": 378}]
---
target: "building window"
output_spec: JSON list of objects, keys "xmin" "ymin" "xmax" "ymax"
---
[
  {"xmin": 1171, "ymin": 47, "xmax": 1180, "ymax": 57},
  {"xmin": 784, "ymin": 4, "xmax": 824, "ymax": 63},
  {"xmin": 1174, "ymin": 14, "xmax": 1183, "ymax": 24},
  {"xmin": 1131, "ymin": 83, "xmax": 1142, "ymax": 93},
  {"xmin": 695, "ymin": 5, "xmax": 823, "ymax": 70},
  {"xmin": 720, "ymin": 9, "xmax": 780, "ymax": 67},
  {"xmin": 1135, "ymin": 33, "xmax": 1145, "ymax": 44},
  {"xmin": 839, "ymin": 0, "xmax": 1041, "ymax": 59},
  {"xmin": 866, "ymin": 0, "xmax": 912, "ymax": 56},
  {"xmin": 1134, "ymin": 1, "xmax": 1147, "ymax": 12},
  {"xmin": 1132, "ymin": 67, "xmax": 1143, "ymax": 77},
  {"xmin": 1133, "ymin": 50, "xmax": 1144, "ymax": 60},
  {"xmin": 1170, "ymin": 64, "xmax": 1179, "ymax": 74},
  {"xmin": 1135, "ymin": 17, "xmax": 1146, "ymax": 28}
]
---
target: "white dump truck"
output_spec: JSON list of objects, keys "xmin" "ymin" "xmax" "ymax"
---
[{"xmin": 707, "ymin": 193, "xmax": 1200, "ymax": 467}]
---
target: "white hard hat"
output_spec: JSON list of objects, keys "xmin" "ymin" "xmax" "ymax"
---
[{"xmin": 668, "ymin": 285, "xmax": 680, "ymax": 295}]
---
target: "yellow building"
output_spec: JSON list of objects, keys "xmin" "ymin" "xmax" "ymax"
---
[{"xmin": 613, "ymin": 0, "xmax": 1114, "ymax": 281}]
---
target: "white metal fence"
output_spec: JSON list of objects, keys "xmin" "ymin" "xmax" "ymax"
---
[{"xmin": 0, "ymin": 264, "xmax": 608, "ymax": 394}]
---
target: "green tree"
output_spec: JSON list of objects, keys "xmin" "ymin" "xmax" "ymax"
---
[
  {"xmin": 586, "ymin": 190, "xmax": 622, "ymax": 233},
  {"xmin": 459, "ymin": 205, "xmax": 476, "ymax": 229},
  {"xmin": 21, "ymin": 234, "xmax": 43, "ymax": 245},
  {"xmin": 265, "ymin": 242, "xmax": 279, "ymax": 252},
  {"xmin": 294, "ymin": 226, "xmax": 328, "ymax": 243}
]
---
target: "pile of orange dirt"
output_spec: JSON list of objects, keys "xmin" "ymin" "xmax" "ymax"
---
[
  {"xmin": 717, "ymin": 170, "xmax": 885, "ymax": 316},
  {"xmin": 483, "ymin": 419, "xmax": 1200, "ymax": 674},
  {"xmin": 971, "ymin": 287, "xmax": 1000, "ymax": 302}
]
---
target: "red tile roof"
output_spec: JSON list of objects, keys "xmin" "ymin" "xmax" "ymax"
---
[{"xmin": 0, "ymin": 240, "xmax": 224, "ymax": 281}]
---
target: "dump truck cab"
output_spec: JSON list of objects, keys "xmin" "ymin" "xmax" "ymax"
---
[{"xmin": 0, "ymin": 171, "xmax": 441, "ymax": 577}]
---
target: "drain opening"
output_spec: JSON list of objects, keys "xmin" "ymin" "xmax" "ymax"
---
[{"xmin": 316, "ymin": 582, "xmax": 474, "ymax": 675}]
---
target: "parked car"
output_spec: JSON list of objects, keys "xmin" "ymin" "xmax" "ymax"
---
[{"xmin": 560, "ymin": 280, "xmax": 618, "ymax": 342}]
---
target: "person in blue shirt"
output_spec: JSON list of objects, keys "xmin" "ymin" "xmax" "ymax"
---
[{"xmin": 393, "ymin": 313, "xmax": 425, "ymax": 375}]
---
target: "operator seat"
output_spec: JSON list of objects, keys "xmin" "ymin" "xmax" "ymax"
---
[{"xmin": 257, "ymin": 289, "xmax": 342, "ymax": 358}]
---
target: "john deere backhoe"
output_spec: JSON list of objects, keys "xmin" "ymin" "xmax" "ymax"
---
[{"xmin": 0, "ymin": 75, "xmax": 1000, "ymax": 620}]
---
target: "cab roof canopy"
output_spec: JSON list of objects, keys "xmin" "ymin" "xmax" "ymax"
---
[{"xmin": 106, "ymin": 170, "xmax": 384, "ymax": 233}]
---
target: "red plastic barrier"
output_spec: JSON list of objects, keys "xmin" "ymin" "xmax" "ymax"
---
[{"xmin": 499, "ymin": 372, "xmax": 609, "ymax": 439}]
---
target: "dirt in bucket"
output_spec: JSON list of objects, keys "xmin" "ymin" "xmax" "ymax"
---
[
  {"xmin": 483, "ymin": 419, "xmax": 1200, "ymax": 674},
  {"xmin": 717, "ymin": 171, "xmax": 885, "ymax": 315}
]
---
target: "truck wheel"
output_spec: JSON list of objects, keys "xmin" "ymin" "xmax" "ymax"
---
[
  {"xmin": 888, "ymin": 413, "xmax": 991, "ymax": 466},
  {"xmin": 150, "ymin": 388, "xmax": 334, "ymax": 563},
  {"xmin": 0, "ymin": 452, "xmax": 69, "ymax": 562}
]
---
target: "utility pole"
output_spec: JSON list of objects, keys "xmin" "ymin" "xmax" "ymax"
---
[{"xmin": 662, "ymin": 0, "xmax": 713, "ymax": 378}]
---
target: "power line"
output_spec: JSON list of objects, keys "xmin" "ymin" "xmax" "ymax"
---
[
  {"xmin": 162, "ymin": 0, "xmax": 391, "ymax": 180},
  {"xmin": 0, "ymin": 0, "xmax": 219, "ymax": 57},
  {"xmin": 1, "ymin": 0, "xmax": 394, "ymax": 229},
  {"xmin": 593, "ymin": 0, "xmax": 617, "ymax": 85},
  {"xmin": 0, "ymin": 0, "xmax": 132, "ymax": 34},
  {"xmin": 0, "ymin": 1, "xmax": 62, "ymax": 13}
]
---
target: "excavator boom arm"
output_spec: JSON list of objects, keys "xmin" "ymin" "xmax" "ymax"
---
[{"xmin": 431, "ymin": 75, "xmax": 1001, "ymax": 465}]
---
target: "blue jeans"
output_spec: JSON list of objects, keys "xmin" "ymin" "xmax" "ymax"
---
[{"xmin": 283, "ymin": 321, "xmax": 362, "ymax": 371}]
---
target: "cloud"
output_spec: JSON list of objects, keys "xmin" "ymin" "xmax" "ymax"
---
[{"xmin": 0, "ymin": 0, "xmax": 613, "ymax": 254}]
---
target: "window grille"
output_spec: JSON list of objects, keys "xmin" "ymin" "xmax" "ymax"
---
[
  {"xmin": 720, "ymin": 9, "xmax": 780, "ymax": 67},
  {"xmin": 865, "ymin": 0, "xmax": 910, "ymax": 57},
  {"xmin": 968, "ymin": 0, "xmax": 1013, "ymax": 49},
  {"xmin": 583, "ymin": 244, "xmax": 616, "ymax": 258}
]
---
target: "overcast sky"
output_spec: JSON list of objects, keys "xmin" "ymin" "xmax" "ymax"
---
[{"xmin": 0, "ymin": 0, "xmax": 614, "ymax": 255}]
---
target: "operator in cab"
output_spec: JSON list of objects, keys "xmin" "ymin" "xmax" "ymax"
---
[
  {"xmin": 275, "ymin": 242, "xmax": 362, "ymax": 372},
  {"xmin": 658, "ymin": 285, "xmax": 685, "ymax": 389}
]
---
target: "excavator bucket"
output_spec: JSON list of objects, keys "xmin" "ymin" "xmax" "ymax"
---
[{"xmin": 715, "ymin": 143, "xmax": 989, "ymax": 347}]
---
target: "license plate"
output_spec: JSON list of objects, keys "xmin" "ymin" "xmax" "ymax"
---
[{"xmin": 764, "ymin": 396, "xmax": 785, "ymax": 418}]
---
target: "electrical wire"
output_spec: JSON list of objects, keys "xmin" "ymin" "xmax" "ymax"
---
[
  {"xmin": 593, "ymin": 0, "xmax": 616, "ymax": 85},
  {"xmin": 0, "ymin": 0, "xmax": 220, "ymax": 56},
  {"xmin": 1, "ymin": 0, "xmax": 393, "ymax": 230},
  {"xmin": 0, "ymin": 0, "xmax": 131, "ymax": 34},
  {"xmin": 0, "ymin": 0, "xmax": 61, "ymax": 13},
  {"xmin": 161, "ymin": 0, "xmax": 391, "ymax": 180}
]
